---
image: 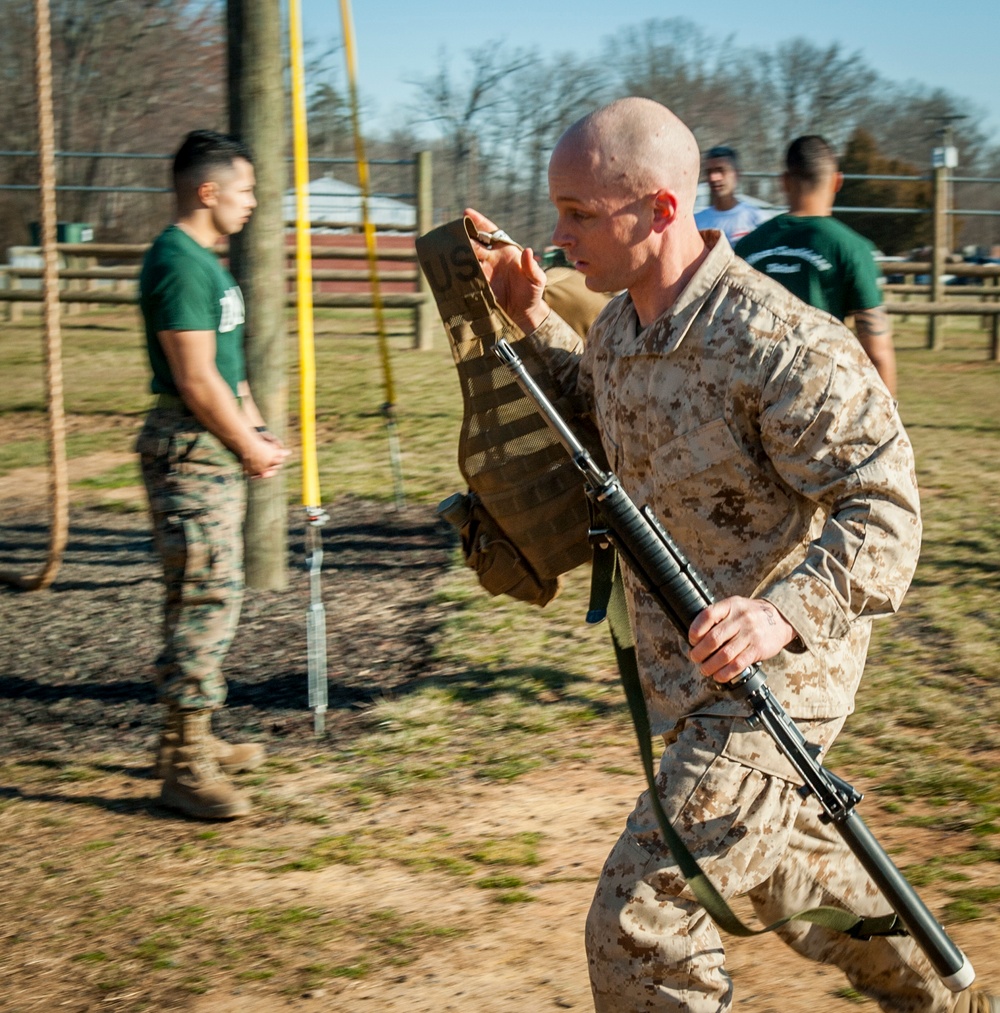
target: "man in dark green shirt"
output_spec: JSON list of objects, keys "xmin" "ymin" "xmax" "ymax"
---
[
  {"xmin": 137, "ymin": 130, "xmax": 288, "ymax": 820},
  {"xmin": 735, "ymin": 136, "xmax": 896, "ymax": 395}
]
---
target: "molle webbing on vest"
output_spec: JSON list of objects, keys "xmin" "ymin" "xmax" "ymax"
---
[{"xmin": 416, "ymin": 217, "xmax": 592, "ymax": 596}]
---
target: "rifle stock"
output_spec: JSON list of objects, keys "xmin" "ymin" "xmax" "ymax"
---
[{"xmin": 494, "ymin": 338, "xmax": 974, "ymax": 991}]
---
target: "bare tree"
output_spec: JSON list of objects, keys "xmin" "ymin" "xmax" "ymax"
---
[
  {"xmin": 408, "ymin": 42, "xmax": 533, "ymax": 217},
  {"xmin": 607, "ymin": 19, "xmax": 739, "ymax": 140},
  {"xmin": 764, "ymin": 38, "xmax": 878, "ymax": 151},
  {"xmin": 479, "ymin": 51, "xmax": 609, "ymax": 248},
  {"xmin": 0, "ymin": 0, "xmax": 226, "ymax": 249}
]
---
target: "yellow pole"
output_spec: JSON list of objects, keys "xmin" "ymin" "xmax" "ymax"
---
[
  {"xmin": 288, "ymin": 0, "xmax": 321, "ymax": 513},
  {"xmin": 339, "ymin": 0, "xmax": 405, "ymax": 507}
]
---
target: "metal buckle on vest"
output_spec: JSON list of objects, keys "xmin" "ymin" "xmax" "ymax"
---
[{"xmin": 474, "ymin": 227, "xmax": 521, "ymax": 251}]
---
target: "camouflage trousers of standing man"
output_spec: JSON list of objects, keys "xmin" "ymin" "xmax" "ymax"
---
[
  {"xmin": 137, "ymin": 405, "xmax": 245, "ymax": 712},
  {"xmin": 586, "ymin": 714, "xmax": 973, "ymax": 1013}
]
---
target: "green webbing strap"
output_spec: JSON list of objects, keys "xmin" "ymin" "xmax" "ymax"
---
[
  {"xmin": 586, "ymin": 538, "xmax": 616, "ymax": 624},
  {"xmin": 600, "ymin": 561, "xmax": 904, "ymax": 941}
]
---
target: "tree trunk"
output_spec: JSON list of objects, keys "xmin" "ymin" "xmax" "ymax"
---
[{"xmin": 228, "ymin": 0, "xmax": 289, "ymax": 589}]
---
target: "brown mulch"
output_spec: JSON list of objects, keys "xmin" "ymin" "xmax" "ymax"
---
[{"xmin": 0, "ymin": 500, "xmax": 457, "ymax": 760}]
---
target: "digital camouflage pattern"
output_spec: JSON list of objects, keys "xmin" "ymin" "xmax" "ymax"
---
[
  {"xmin": 530, "ymin": 232, "xmax": 921, "ymax": 729},
  {"xmin": 524, "ymin": 234, "xmax": 961, "ymax": 1010},
  {"xmin": 137, "ymin": 405, "xmax": 245, "ymax": 711},
  {"xmin": 586, "ymin": 717, "xmax": 960, "ymax": 1012}
]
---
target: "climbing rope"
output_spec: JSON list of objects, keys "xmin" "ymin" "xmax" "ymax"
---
[{"xmin": 0, "ymin": 0, "xmax": 69, "ymax": 591}]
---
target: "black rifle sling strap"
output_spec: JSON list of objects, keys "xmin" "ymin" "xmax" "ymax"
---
[{"xmin": 598, "ymin": 557, "xmax": 904, "ymax": 941}]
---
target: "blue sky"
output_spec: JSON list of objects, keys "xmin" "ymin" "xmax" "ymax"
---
[{"xmin": 300, "ymin": 0, "xmax": 1000, "ymax": 140}]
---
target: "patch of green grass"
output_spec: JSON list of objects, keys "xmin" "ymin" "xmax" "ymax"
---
[
  {"xmin": 0, "ymin": 431, "xmax": 137, "ymax": 476},
  {"xmin": 494, "ymin": 890, "xmax": 536, "ymax": 904},
  {"xmin": 476, "ymin": 874, "xmax": 524, "ymax": 889},
  {"xmin": 466, "ymin": 832, "xmax": 543, "ymax": 868},
  {"xmin": 237, "ymin": 969, "xmax": 274, "ymax": 981},
  {"xmin": 95, "ymin": 975, "xmax": 133, "ymax": 992},
  {"xmin": 56, "ymin": 766, "xmax": 102, "ymax": 782},
  {"xmin": 948, "ymin": 885, "xmax": 1000, "ymax": 906},
  {"xmin": 73, "ymin": 950, "xmax": 110, "ymax": 963},
  {"xmin": 133, "ymin": 931, "xmax": 181, "ymax": 968},
  {"xmin": 277, "ymin": 834, "xmax": 369, "ymax": 872},
  {"xmin": 154, "ymin": 906, "xmax": 209, "ymax": 929},
  {"xmin": 73, "ymin": 461, "xmax": 141, "ymax": 490},
  {"xmin": 600, "ymin": 764, "xmax": 641, "ymax": 777},
  {"xmin": 831, "ymin": 985, "xmax": 869, "ymax": 1003},
  {"xmin": 328, "ymin": 961, "xmax": 370, "ymax": 979},
  {"xmin": 943, "ymin": 898, "xmax": 985, "ymax": 923}
]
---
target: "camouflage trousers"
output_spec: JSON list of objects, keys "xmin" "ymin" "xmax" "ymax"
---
[
  {"xmin": 137, "ymin": 406, "xmax": 245, "ymax": 712},
  {"xmin": 586, "ymin": 715, "xmax": 966, "ymax": 1013}
]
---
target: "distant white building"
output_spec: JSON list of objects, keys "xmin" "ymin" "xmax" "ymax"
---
[{"xmin": 283, "ymin": 175, "xmax": 416, "ymax": 231}]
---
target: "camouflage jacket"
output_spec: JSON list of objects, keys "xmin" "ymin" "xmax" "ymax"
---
[{"xmin": 528, "ymin": 231, "xmax": 921, "ymax": 728}]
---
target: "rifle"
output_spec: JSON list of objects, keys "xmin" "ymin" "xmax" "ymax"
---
[{"xmin": 493, "ymin": 337, "xmax": 974, "ymax": 992}]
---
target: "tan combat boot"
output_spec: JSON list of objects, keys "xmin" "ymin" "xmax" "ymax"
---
[
  {"xmin": 957, "ymin": 991, "xmax": 1000, "ymax": 1013},
  {"xmin": 971, "ymin": 994, "xmax": 1000, "ymax": 1013},
  {"xmin": 159, "ymin": 710, "xmax": 251, "ymax": 820},
  {"xmin": 155, "ymin": 708, "xmax": 266, "ymax": 779}
]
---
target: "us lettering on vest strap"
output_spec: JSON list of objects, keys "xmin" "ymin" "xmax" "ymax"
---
[{"xmin": 415, "ymin": 216, "xmax": 594, "ymax": 606}]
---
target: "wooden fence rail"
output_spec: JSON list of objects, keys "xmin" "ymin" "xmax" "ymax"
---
[
  {"xmin": 878, "ymin": 260, "xmax": 1000, "ymax": 360},
  {"xmin": 0, "ymin": 237, "xmax": 432, "ymax": 336},
  {"xmin": 0, "ymin": 287, "xmax": 425, "ymax": 310},
  {"xmin": 5, "ymin": 253, "xmax": 999, "ymax": 359}
]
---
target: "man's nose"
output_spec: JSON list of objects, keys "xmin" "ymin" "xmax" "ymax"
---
[{"xmin": 550, "ymin": 221, "xmax": 572, "ymax": 249}]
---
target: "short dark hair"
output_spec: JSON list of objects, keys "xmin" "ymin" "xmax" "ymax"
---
[
  {"xmin": 705, "ymin": 145, "xmax": 739, "ymax": 169},
  {"xmin": 172, "ymin": 130, "xmax": 253, "ymax": 188},
  {"xmin": 785, "ymin": 135, "xmax": 837, "ymax": 187}
]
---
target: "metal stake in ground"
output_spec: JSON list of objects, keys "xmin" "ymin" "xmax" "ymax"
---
[
  {"xmin": 289, "ymin": 0, "xmax": 329, "ymax": 734},
  {"xmin": 305, "ymin": 512, "xmax": 329, "ymax": 735}
]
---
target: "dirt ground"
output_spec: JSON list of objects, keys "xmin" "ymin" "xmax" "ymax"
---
[{"xmin": 1, "ymin": 460, "xmax": 997, "ymax": 1012}]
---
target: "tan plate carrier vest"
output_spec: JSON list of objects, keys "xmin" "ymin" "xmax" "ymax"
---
[{"xmin": 415, "ymin": 217, "xmax": 598, "ymax": 607}]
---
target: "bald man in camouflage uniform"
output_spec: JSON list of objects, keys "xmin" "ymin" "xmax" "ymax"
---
[{"xmin": 466, "ymin": 98, "xmax": 994, "ymax": 1012}]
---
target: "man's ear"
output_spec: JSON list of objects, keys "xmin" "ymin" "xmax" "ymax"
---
[
  {"xmin": 197, "ymin": 179, "xmax": 219, "ymax": 208},
  {"xmin": 831, "ymin": 171, "xmax": 844, "ymax": 195},
  {"xmin": 651, "ymin": 188, "xmax": 678, "ymax": 233}
]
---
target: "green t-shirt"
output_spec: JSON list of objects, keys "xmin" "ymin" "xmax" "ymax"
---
[
  {"xmin": 734, "ymin": 214, "xmax": 882, "ymax": 321},
  {"xmin": 139, "ymin": 224, "xmax": 246, "ymax": 396}
]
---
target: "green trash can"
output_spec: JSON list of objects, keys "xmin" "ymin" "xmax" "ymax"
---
[{"xmin": 29, "ymin": 222, "xmax": 94, "ymax": 245}]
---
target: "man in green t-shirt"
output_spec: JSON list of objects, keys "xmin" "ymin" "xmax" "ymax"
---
[
  {"xmin": 136, "ymin": 130, "xmax": 288, "ymax": 820},
  {"xmin": 735, "ymin": 136, "xmax": 896, "ymax": 395}
]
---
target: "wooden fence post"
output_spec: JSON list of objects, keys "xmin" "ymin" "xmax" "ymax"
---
[
  {"xmin": 9, "ymin": 273, "xmax": 23, "ymax": 322},
  {"xmin": 928, "ymin": 161, "xmax": 949, "ymax": 350},
  {"xmin": 412, "ymin": 149, "xmax": 435, "ymax": 350},
  {"xmin": 228, "ymin": 0, "xmax": 289, "ymax": 590}
]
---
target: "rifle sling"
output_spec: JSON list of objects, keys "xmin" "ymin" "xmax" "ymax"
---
[{"xmin": 597, "ymin": 557, "xmax": 905, "ymax": 942}]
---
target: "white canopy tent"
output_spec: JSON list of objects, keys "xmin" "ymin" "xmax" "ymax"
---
[{"xmin": 282, "ymin": 175, "xmax": 415, "ymax": 231}]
